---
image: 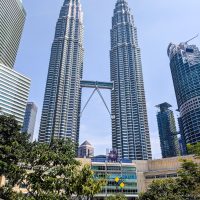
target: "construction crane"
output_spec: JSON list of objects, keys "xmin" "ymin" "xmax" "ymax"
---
[{"xmin": 185, "ymin": 34, "xmax": 199, "ymax": 44}]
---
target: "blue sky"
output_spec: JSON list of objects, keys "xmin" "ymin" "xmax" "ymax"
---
[{"xmin": 15, "ymin": 0, "xmax": 200, "ymax": 159}]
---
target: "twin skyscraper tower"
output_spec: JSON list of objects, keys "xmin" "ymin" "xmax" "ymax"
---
[{"xmin": 39, "ymin": 0, "xmax": 152, "ymax": 160}]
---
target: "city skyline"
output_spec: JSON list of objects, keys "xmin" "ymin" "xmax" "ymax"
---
[{"xmin": 15, "ymin": 0, "xmax": 200, "ymax": 158}]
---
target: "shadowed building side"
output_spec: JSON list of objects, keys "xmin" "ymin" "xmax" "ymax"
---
[
  {"xmin": 22, "ymin": 102, "xmax": 38, "ymax": 142},
  {"xmin": 156, "ymin": 102, "xmax": 180, "ymax": 158}
]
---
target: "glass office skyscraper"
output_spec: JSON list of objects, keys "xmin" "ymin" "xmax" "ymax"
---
[
  {"xmin": 156, "ymin": 103, "xmax": 179, "ymax": 158},
  {"xmin": 110, "ymin": 0, "xmax": 152, "ymax": 160},
  {"xmin": 168, "ymin": 42, "xmax": 200, "ymax": 146},
  {"xmin": 39, "ymin": 0, "xmax": 84, "ymax": 145},
  {"xmin": 0, "ymin": 63, "xmax": 30, "ymax": 125},
  {"xmin": 0, "ymin": 0, "xmax": 26, "ymax": 68},
  {"xmin": 0, "ymin": 0, "xmax": 30, "ymax": 126},
  {"xmin": 22, "ymin": 102, "xmax": 38, "ymax": 142}
]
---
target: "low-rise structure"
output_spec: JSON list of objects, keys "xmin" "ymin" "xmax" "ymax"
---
[
  {"xmin": 135, "ymin": 155, "xmax": 199, "ymax": 192},
  {"xmin": 91, "ymin": 156, "xmax": 137, "ymax": 199},
  {"xmin": 1, "ymin": 155, "xmax": 199, "ymax": 199},
  {"xmin": 78, "ymin": 141, "xmax": 94, "ymax": 158}
]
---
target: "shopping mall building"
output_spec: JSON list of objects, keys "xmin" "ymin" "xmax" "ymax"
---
[
  {"xmin": 0, "ymin": 155, "xmax": 199, "ymax": 199},
  {"xmin": 77, "ymin": 154, "xmax": 199, "ymax": 199}
]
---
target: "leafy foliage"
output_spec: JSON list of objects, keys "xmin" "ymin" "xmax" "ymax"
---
[
  {"xmin": 74, "ymin": 165, "xmax": 107, "ymax": 199},
  {"xmin": 188, "ymin": 142, "xmax": 200, "ymax": 157},
  {"xmin": 176, "ymin": 159, "xmax": 200, "ymax": 199},
  {"xmin": 106, "ymin": 194, "xmax": 127, "ymax": 200},
  {"xmin": 0, "ymin": 115, "xmax": 106, "ymax": 200},
  {"xmin": 139, "ymin": 143, "xmax": 200, "ymax": 200},
  {"xmin": 0, "ymin": 115, "xmax": 30, "ymax": 186},
  {"xmin": 24, "ymin": 139, "xmax": 80, "ymax": 199},
  {"xmin": 139, "ymin": 179, "xmax": 183, "ymax": 200}
]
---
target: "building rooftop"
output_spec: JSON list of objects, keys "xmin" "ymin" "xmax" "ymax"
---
[
  {"xmin": 156, "ymin": 102, "xmax": 172, "ymax": 111},
  {"xmin": 80, "ymin": 140, "xmax": 92, "ymax": 147}
]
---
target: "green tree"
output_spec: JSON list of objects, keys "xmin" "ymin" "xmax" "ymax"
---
[
  {"xmin": 139, "ymin": 179, "xmax": 182, "ymax": 200},
  {"xmin": 0, "ymin": 116, "xmax": 106, "ymax": 200},
  {"xmin": 22, "ymin": 139, "xmax": 79, "ymax": 199},
  {"xmin": 75, "ymin": 165, "xmax": 106, "ymax": 200},
  {"xmin": 106, "ymin": 194, "xmax": 127, "ymax": 200},
  {"xmin": 0, "ymin": 115, "xmax": 30, "ymax": 186},
  {"xmin": 176, "ymin": 159, "xmax": 200, "ymax": 199},
  {"xmin": 23, "ymin": 139, "xmax": 106, "ymax": 200},
  {"xmin": 188, "ymin": 142, "xmax": 200, "ymax": 157},
  {"xmin": 139, "ymin": 143, "xmax": 200, "ymax": 200}
]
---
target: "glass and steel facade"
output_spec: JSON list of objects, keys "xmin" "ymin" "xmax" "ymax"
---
[
  {"xmin": 156, "ymin": 103, "xmax": 179, "ymax": 158},
  {"xmin": 22, "ymin": 102, "xmax": 38, "ymax": 142},
  {"xmin": 80, "ymin": 80, "xmax": 113, "ymax": 90},
  {"xmin": 39, "ymin": 0, "xmax": 84, "ymax": 145},
  {"xmin": 0, "ymin": 63, "xmax": 30, "ymax": 125},
  {"xmin": 91, "ymin": 161, "xmax": 138, "ymax": 199},
  {"xmin": 0, "ymin": 0, "xmax": 26, "ymax": 68},
  {"xmin": 168, "ymin": 43, "xmax": 200, "ymax": 145},
  {"xmin": 110, "ymin": 0, "xmax": 152, "ymax": 160}
]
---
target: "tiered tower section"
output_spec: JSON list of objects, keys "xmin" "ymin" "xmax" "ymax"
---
[
  {"xmin": 110, "ymin": 0, "xmax": 152, "ymax": 160},
  {"xmin": 39, "ymin": 0, "xmax": 84, "ymax": 145}
]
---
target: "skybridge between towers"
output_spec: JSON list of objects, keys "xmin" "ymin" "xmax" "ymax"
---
[
  {"xmin": 80, "ymin": 80, "xmax": 114, "ymax": 119},
  {"xmin": 80, "ymin": 80, "xmax": 114, "ymax": 90}
]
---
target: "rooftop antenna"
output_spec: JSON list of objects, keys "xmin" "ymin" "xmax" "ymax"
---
[{"xmin": 185, "ymin": 34, "xmax": 199, "ymax": 44}]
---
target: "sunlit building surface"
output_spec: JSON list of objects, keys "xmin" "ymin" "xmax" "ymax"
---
[
  {"xmin": 1, "ymin": 155, "xmax": 199, "ymax": 199},
  {"xmin": 0, "ymin": 64, "xmax": 30, "ymax": 125},
  {"xmin": 91, "ymin": 156, "xmax": 138, "ymax": 199},
  {"xmin": 0, "ymin": 0, "xmax": 26, "ymax": 68},
  {"xmin": 110, "ymin": 0, "xmax": 152, "ymax": 160},
  {"xmin": 78, "ymin": 141, "xmax": 94, "ymax": 158},
  {"xmin": 39, "ymin": 0, "xmax": 84, "ymax": 145},
  {"xmin": 168, "ymin": 42, "xmax": 200, "ymax": 146}
]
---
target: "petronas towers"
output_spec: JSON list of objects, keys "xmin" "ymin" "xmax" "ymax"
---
[
  {"xmin": 111, "ymin": 0, "xmax": 152, "ymax": 160},
  {"xmin": 39, "ymin": 0, "xmax": 84, "ymax": 144},
  {"xmin": 39, "ymin": 0, "xmax": 152, "ymax": 160}
]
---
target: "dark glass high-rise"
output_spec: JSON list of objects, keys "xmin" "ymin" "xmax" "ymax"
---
[
  {"xmin": 168, "ymin": 42, "xmax": 200, "ymax": 147},
  {"xmin": 156, "ymin": 102, "xmax": 179, "ymax": 158}
]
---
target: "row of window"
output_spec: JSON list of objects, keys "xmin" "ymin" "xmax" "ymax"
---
[{"xmin": 145, "ymin": 173, "xmax": 178, "ymax": 179}]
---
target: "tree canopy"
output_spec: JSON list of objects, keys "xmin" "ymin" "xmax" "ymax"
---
[
  {"xmin": 139, "ymin": 143, "xmax": 200, "ymax": 200},
  {"xmin": 0, "ymin": 115, "xmax": 30, "ymax": 186},
  {"xmin": 188, "ymin": 142, "xmax": 200, "ymax": 157},
  {"xmin": 0, "ymin": 115, "xmax": 106, "ymax": 200},
  {"xmin": 106, "ymin": 194, "xmax": 127, "ymax": 200}
]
